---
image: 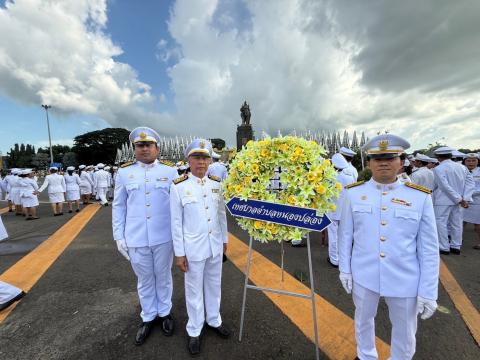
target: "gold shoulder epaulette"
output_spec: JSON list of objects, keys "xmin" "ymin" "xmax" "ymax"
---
[
  {"xmin": 345, "ymin": 180, "xmax": 365, "ymax": 189},
  {"xmin": 405, "ymin": 182, "xmax": 432, "ymax": 194},
  {"xmin": 160, "ymin": 160, "xmax": 175, "ymax": 167},
  {"xmin": 208, "ymin": 175, "xmax": 221, "ymax": 182},
  {"xmin": 120, "ymin": 161, "xmax": 135, "ymax": 168},
  {"xmin": 173, "ymin": 174, "xmax": 188, "ymax": 185}
]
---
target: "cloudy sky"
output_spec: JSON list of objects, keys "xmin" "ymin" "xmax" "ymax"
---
[{"xmin": 1, "ymin": 0, "xmax": 479, "ymax": 154}]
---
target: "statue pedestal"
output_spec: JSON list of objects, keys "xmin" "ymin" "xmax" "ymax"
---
[{"xmin": 237, "ymin": 125, "xmax": 254, "ymax": 151}]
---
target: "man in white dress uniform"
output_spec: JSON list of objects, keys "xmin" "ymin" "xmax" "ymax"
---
[
  {"xmin": 170, "ymin": 139, "xmax": 230, "ymax": 356},
  {"xmin": 0, "ymin": 215, "xmax": 26, "ymax": 310},
  {"xmin": 462, "ymin": 153, "xmax": 480, "ymax": 250},
  {"xmin": 207, "ymin": 152, "xmax": 228, "ymax": 181},
  {"xmin": 340, "ymin": 146, "xmax": 358, "ymax": 181},
  {"xmin": 338, "ymin": 133, "xmax": 439, "ymax": 360},
  {"xmin": 326, "ymin": 153, "xmax": 355, "ymax": 267},
  {"xmin": 432, "ymin": 146, "xmax": 474, "ymax": 255},
  {"xmin": 112, "ymin": 127, "xmax": 178, "ymax": 346},
  {"xmin": 410, "ymin": 154, "xmax": 435, "ymax": 189},
  {"xmin": 95, "ymin": 163, "xmax": 111, "ymax": 207}
]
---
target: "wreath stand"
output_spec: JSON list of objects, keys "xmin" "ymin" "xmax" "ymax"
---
[{"xmin": 238, "ymin": 232, "xmax": 320, "ymax": 360}]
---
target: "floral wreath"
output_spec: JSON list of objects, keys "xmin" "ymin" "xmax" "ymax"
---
[{"xmin": 224, "ymin": 136, "xmax": 341, "ymax": 243}]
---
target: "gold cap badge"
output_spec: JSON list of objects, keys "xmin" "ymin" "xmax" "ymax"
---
[
  {"xmin": 139, "ymin": 131, "xmax": 147, "ymax": 139},
  {"xmin": 379, "ymin": 140, "xmax": 389, "ymax": 151}
]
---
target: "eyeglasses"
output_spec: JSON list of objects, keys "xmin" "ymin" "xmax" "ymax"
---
[{"xmin": 135, "ymin": 143, "xmax": 156, "ymax": 149}]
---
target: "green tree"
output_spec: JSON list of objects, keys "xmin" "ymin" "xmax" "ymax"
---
[
  {"xmin": 62, "ymin": 152, "xmax": 78, "ymax": 167},
  {"xmin": 7, "ymin": 143, "xmax": 37, "ymax": 168},
  {"xmin": 38, "ymin": 144, "xmax": 72, "ymax": 163},
  {"xmin": 72, "ymin": 128, "xmax": 130, "ymax": 165}
]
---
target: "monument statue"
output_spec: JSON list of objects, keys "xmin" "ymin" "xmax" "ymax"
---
[
  {"xmin": 237, "ymin": 100, "xmax": 254, "ymax": 151},
  {"xmin": 240, "ymin": 101, "xmax": 251, "ymax": 125}
]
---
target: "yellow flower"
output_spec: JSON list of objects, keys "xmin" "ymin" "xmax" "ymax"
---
[
  {"xmin": 251, "ymin": 163, "xmax": 260, "ymax": 173},
  {"xmin": 287, "ymin": 195, "xmax": 296, "ymax": 205},
  {"xmin": 227, "ymin": 184, "xmax": 234, "ymax": 193},
  {"xmin": 329, "ymin": 204, "xmax": 337, "ymax": 212},
  {"xmin": 266, "ymin": 223, "xmax": 276, "ymax": 231},
  {"xmin": 323, "ymin": 159, "xmax": 331, "ymax": 166},
  {"xmin": 294, "ymin": 147, "xmax": 304, "ymax": 156},
  {"xmin": 254, "ymin": 221, "xmax": 264, "ymax": 229},
  {"xmin": 278, "ymin": 143, "xmax": 289, "ymax": 153},
  {"xmin": 238, "ymin": 161, "xmax": 246, "ymax": 171},
  {"xmin": 260, "ymin": 148, "xmax": 270, "ymax": 157},
  {"xmin": 244, "ymin": 176, "xmax": 252, "ymax": 184},
  {"xmin": 307, "ymin": 173, "xmax": 317, "ymax": 182},
  {"xmin": 335, "ymin": 182, "xmax": 342, "ymax": 190},
  {"xmin": 315, "ymin": 184, "xmax": 326, "ymax": 194},
  {"xmin": 234, "ymin": 185, "xmax": 243, "ymax": 194}
]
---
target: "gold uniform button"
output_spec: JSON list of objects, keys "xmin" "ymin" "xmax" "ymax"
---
[
  {"xmin": 380, "ymin": 252, "xmax": 386, "ymax": 258},
  {"xmin": 382, "ymin": 192, "xmax": 388, "ymax": 195},
  {"xmin": 381, "ymin": 206, "xmax": 387, "ymax": 211},
  {"xmin": 380, "ymin": 236, "xmax": 386, "ymax": 241},
  {"xmin": 381, "ymin": 220, "xmax": 387, "ymax": 226}
]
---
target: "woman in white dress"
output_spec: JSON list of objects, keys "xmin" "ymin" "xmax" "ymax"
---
[
  {"xmin": 463, "ymin": 153, "xmax": 480, "ymax": 249},
  {"xmin": 79, "ymin": 165, "xmax": 94, "ymax": 204},
  {"xmin": 10, "ymin": 169, "xmax": 23, "ymax": 216},
  {"xmin": 38, "ymin": 166, "xmax": 66, "ymax": 216},
  {"xmin": 64, "ymin": 166, "xmax": 81, "ymax": 213},
  {"xmin": 19, "ymin": 169, "xmax": 39, "ymax": 220}
]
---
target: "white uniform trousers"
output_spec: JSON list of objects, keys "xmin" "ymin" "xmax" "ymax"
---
[
  {"xmin": 0, "ymin": 281, "xmax": 22, "ymax": 305},
  {"xmin": 97, "ymin": 186, "xmax": 108, "ymax": 205},
  {"xmin": 327, "ymin": 220, "xmax": 339, "ymax": 265},
  {"xmin": 129, "ymin": 242, "xmax": 173, "ymax": 322},
  {"xmin": 185, "ymin": 254, "xmax": 223, "ymax": 337},
  {"xmin": 353, "ymin": 282, "xmax": 417, "ymax": 360},
  {"xmin": 434, "ymin": 205, "xmax": 463, "ymax": 250}
]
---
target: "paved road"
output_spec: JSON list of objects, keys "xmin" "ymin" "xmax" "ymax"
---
[{"xmin": 0, "ymin": 200, "xmax": 479, "ymax": 359}]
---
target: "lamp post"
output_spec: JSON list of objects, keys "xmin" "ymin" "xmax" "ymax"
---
[{"xmin": 41, "ymin": 104, "xmax": 54, "ymax": 165}]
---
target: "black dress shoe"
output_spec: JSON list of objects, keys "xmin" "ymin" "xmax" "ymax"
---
[
  {"xmin": 159, "ymin": 314, "xmax": 174, "ymax": 336},
  {"xmin": 135, "ymin": 320, "xmax": 154, "ymax": 346},
  {"xmin": 75, "ymin": 209, "xmax": 80, "ymax": 212},
  {"xmin": 450, "ymin": 248, "xmax": 461, "ymax": 255},
  {"xmin": 206, "ymin": 323, "xmax": 231, "ymax": 339},
  {"xmin": 0, "ymin": 291, "xmax": 26, "ymax": 311},
  {"xmin": 187, "ymin": 335, "xmax": 201, "ymax": 356},
  {"xmin": 291, "ymin": 242, "xmax": 306, "ymax": 248},
  {"xmin": 104, "ymin": 203, "xmax": 109, "ymax": 207},
  {"xmin": 439, "ymin": 250, "xmax": 450, "ymax": 255},
  {"xmin": 327, "ymin": 257, "xmax": 339, "ymax": 268}
]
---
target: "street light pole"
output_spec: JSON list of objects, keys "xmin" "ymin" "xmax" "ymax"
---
[{"xmin": 41, "ymin": 104, "xmax": 54, "ymax": 165}]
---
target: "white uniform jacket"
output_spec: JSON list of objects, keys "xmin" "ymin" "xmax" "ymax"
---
[
  {"xmin": 18, "ymin": 178, "xmax": 38, "ymax": 198},
  {"xmin": 338, "ymin": 179, "xmax": 439, "ymax": 300},
  {"xmin": 64, "ymin": 174, "xmax": 81, "ymax": 191},
  {"xmin": 328, "ymin": 171, "xmax": 355, "ymax": 221},
  {"xmin": 207, "ymin": 162, "xmax": 228, "ymax": 181},
  {"xmin": 342, "ymin": 163, "xmax": 358, "ymax": 182},
  {"xmin": 170, "ymin": 174, "xmax": 228, "ymax": 262},
  {"xmin": 432, "ymin": 160, "xmax": 474, "ymax": 205},
  {"xmin": 79, "ymin": 171, "xmax": 94, "ymax": 188},
  {"xmin": 112, "ymin": 160, "xmax": 178, "ymax": 247},
  {"xmin": 38, "ymin": 174, "xmax": 66, "ymax": 194},
  {"xmin": 410, "ymin": 167, "xmax": 434, "ymax": 190},
  {"xmin": 95, "ymin": 169, "xmax": 111, "ymax": 188}
]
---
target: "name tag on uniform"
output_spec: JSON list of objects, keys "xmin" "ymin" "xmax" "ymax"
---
[
  {"xmin": 158, "ymin": 177, "xmax": 168, "ymax": 181},
  {"xmin": 212, "ymin": 188, "xmax": 220, "ymax": 193},
  {"xmin": 391, "ymin": 198, "xmax": 411, "ymax": 206}
]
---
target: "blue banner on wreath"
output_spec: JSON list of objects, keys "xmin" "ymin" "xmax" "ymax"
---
[{"xmin": 226, "ymin": 197, "xmax": 331, "ymax": 232}]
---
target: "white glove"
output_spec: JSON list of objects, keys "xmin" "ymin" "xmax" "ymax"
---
[
  {"xmin": 116, "ymin": 239, "xmax": 130, "ymax": 261},
  {"xmin": 339, "ymin": 272, "xmax": 353, "ymax": 294},
  {"xmin": 416, "ymin": 296, "xmax": 437, "ymax": 320}
]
